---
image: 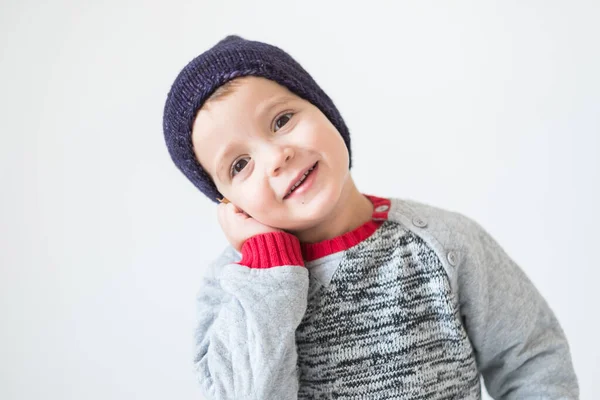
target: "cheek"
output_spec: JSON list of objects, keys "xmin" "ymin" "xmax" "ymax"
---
[
  {"xmin": 241, "ymin": 196, "xmax": 262, "ymax": 214},
  {"xmin": 303, "ymin": 119, "xmax": 348, "ymax": 163},
  {"xmin": 233, "ymin": 186, "xmax": 270, "ymax": 216},
  {"xmin": 239, "ymin": 189, "xmax": 286, "ymax": 224},
  {"xmin": 295, "ymin": 120, "xmax": 331, "ymax": 151}
]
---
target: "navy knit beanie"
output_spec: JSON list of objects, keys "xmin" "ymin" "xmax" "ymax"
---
[{"xmin": 162, "ymin": 35, "xmax": 352, "ymax": 203}]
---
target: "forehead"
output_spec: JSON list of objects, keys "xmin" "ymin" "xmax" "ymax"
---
[
  {"xmin": 191, "ymin": 77, "xmax": 298, "ymax": 178},
  {"xmin": 195, "ymin": 76, "xmax": 294, "ymax": 130}
]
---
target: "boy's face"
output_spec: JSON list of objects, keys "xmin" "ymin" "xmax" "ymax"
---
[{"xmin": 192, "ymin": 76, "xmax": 351, "ymax": 232}]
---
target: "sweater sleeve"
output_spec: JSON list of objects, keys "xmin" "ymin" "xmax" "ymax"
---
[
  {"xmin": 457, "ymin": 216, "xmax": 579, "ymax": 399},
  {"xmin": 193, "ymin": 231, "xmax": 309, "ymax": 400}
]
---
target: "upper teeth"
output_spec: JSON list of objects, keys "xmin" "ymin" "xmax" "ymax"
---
[{"xmin": 287, "ymin": 165, "xmax": 316, "ymax": 196}]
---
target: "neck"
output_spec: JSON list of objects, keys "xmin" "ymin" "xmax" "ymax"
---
[{"xmin": 290, "ymin": 176, "xmax": 373, "ymax": 244}]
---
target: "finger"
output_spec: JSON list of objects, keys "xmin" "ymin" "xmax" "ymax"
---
[
  {"xmin": 216, "ymin": 203, "xmax": 229, "ymax": 223},
  {"xmin": 228, "ymin": 202, "xmax": 246, "ymax": 216},
  {"xmin": 226, "ymin": 202, "xmax": 239, "ymax": 214},
  {"xmin": 216, "ymin": 202, "xmax": 227, "ymax": 216},
  {"xmin": 224, "ymin": 203, "xmax": 244, "ymax": 222}
]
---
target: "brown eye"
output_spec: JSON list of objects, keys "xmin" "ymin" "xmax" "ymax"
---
[
  {"xmin": 230, "ymin": 157, "xmax": 249, "ymax": 178},
  {"xmin": 274, "ymin": 113, "xmax": 293, "ymax": 132}
]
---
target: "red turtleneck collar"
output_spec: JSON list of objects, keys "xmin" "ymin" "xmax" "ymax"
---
[
  {"xmin": 300, "ymin": 194, "xmax": 391, "ymax": 261},
  {"xmin": 238, "ymin": 194, "xmax": 391, "ymax": 269}
]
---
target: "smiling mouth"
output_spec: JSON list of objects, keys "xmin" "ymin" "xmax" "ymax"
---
[{"xmin": 284, "ymin": 162, "xmax": 318, "ymax": 199}]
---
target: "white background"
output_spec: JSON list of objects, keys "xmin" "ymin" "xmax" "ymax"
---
[{"xmin": 1, "ymin": 1, "xmax": 598, "ymax": 399}]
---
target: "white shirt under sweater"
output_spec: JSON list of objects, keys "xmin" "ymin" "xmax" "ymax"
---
[{"xmin": 192, "ymin": 195, "xmax": 579, "ymax": 399}]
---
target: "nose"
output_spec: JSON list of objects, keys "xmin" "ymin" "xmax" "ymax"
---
[{"xmin": 265, "ymin": 145, "xmax": 294, "ymax": 177}]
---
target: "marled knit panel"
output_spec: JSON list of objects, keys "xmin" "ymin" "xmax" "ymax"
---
[{"xmin": 296, "ymin": 220, "xmax": 481, "ymax": 399}]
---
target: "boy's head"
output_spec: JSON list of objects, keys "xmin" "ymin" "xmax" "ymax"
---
[{"xmin": 163, "ymin": 35, "xmax": 353, "ymax": 230}]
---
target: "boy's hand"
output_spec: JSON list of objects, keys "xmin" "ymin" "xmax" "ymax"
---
[{"xmin": 217, "ymin": 201, "xmax": 282, "ymax": 252}]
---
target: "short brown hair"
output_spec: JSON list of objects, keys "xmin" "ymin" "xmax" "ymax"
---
[{"xmin": 205, "ymin": 77, "xmax": 246, "ymax": 105}]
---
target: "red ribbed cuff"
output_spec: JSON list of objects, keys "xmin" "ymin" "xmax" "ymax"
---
[{"xmin": 238, "ymin": 231, "xmax": 305, "ymax": 269}]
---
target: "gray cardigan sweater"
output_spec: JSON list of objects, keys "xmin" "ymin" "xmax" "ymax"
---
[{"xmin": 192, "ymin": 196, "xmax": 578, "ymax": 399}]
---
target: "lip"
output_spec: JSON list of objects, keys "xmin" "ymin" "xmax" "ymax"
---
[{"xmin": 283, "ymin": 161, "xmax": 318, "ymax": 199}]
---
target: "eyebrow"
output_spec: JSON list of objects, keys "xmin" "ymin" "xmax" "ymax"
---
[
  {"xmin": 213, "ymin": 95, "xmax": 295, "ymax": 182},
  {"xmin": 259, "ymin": 95, "xmax": 295, "ymax": 119}
]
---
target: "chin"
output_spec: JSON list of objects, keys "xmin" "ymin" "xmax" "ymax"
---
[{"xmin": 291, "ymin": 190, "xmax": 340, "ymax": 223}]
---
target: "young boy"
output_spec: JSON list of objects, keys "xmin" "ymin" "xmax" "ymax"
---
[{"xmin": 163, "ymin": 35, "xmax": 579, "ymax": 399}]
